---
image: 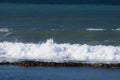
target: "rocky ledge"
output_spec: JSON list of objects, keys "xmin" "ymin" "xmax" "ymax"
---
[{"xmin": 0, "ymin": 61, "xmax": 120, "ymax": 68}]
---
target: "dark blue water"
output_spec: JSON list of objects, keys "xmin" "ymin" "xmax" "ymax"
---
[
  {"xmin": 0, "ymin": 65, "xmax": 120, "ymax": 80},
  {"xmin": 0, "ymin": 0, "xmax": 120, "ymax": 5}
]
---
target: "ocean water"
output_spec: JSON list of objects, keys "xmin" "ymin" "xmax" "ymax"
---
[
  {"xmin": 0, "ymin": 65, "xmax": 120, "ymax": 80},
  {"xmin": 0, "ymin": 3, "xmax": 120, "ymax": 80},
  {"xmin": 0, "ymin": 3, "xmax": 120, "ymax": 63}
]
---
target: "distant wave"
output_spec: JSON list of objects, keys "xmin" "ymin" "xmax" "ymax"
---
[
  {"xmin": 0, "ymin": 28, "xmax": 9, "ymax": 33},
  {"xmin": 86, "ymin": 28, "xmax": 105, "ymax": 31},
  {"xmin": 112, "ymin": 28, "xmax": 120, "ymax": 31},
  {"xmin": 0, "ymin": 39, "xmax": 120, "ymax": 63}
]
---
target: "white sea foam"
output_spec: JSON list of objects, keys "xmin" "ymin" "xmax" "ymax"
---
[
  {"xmin": 112, "ymin": 28, "xmax": 120, "ymax": 31},
  {"xmin": 0, "ymin": 28, "xmax": 9, "ymax": 32},
  {"xmin": 0, "ymin": 39, "xmax": 120, "ymax": 63},
  {"xmin": 86, "ymin": 28, "xmax": 105, "ymax": 31}
]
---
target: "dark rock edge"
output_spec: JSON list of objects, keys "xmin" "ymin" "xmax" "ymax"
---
[{"xmin": 0, "ymin": 61, "xmax": 120, "ymax": 68}]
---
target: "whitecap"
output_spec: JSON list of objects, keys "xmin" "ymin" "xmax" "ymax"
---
[
  {"xmin": 86, "ymin": 28, "xmax": 105, "ymax": 31},
  {"xmin": 0, "ymin": 28, "xmax": 9, "ymax": 33},
  {"xmin": 112, "ymin": 28, "xmax": 120, "ymax": 31},
  {"xmin": 0, "ymin": 39, "xmax": 120, "ymax": 63}
]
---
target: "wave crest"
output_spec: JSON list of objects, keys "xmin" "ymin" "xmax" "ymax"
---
[
  {"xmin": 86, "ymin": 28, "xmax": 105, "ymax": 31},
  {"xmin": 0, "ymin": 39, "xmax": 120, "ymax": 63},
  {"xmin": 112, "ymin": 28, "xmax": 120, "ymax": 31},
  {"xmin": 0, "ymin": 28, "xmax": 9, "ymax": 32}
]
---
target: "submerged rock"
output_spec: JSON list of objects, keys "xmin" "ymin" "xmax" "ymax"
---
[{"xmin": 0, "ymin": 61, "xmax": 120, "ymax": 68}]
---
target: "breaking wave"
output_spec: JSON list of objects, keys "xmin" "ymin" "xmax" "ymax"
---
[
  {"xmin": 0, "ymin": 28, "xmax": 9, "ymax": 33},
  {"xmin": 0, "ymin": 39, "xmax": 120, "ymax": 63},
  {"xmin": 86, "ymin": 28, "xmax": 105, "ymax": 31},
  {"xmin": 112, "ymin": 28, "xmax": 120, "ymax": 31}
]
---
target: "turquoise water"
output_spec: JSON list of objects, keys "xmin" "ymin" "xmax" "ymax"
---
[
  {"xmin": 0, "ymin": 65, "xmax": 120, "ymax": 80},
  {"xmin": 0, "ymin": 4, "xmax": 120, "ymax": 45},
  {"xmin": 0, "ymin": 4, "xmax": 120, "ymax": 26}
]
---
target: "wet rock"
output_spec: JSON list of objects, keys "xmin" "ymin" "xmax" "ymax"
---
[{"xmin": 0, "ymin": 61, "xmax": 120, "ymax": 68}]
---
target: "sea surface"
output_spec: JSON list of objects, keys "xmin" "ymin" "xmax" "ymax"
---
[
  {"xmin": 0, "ymin": 65, "xmax": 120, "ymax": 80},
  {"xmin": 0, "ymin": 3, "xmax": 120, "ymax": 80}
]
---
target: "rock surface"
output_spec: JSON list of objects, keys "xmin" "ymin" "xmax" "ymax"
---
[{"xmin": 0, "ymin": 61, "xmax": 120, "ymax": 68}]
